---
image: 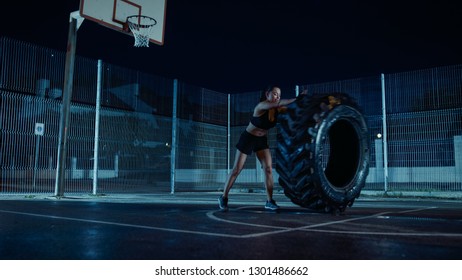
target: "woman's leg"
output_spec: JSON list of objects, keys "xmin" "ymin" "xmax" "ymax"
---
[
  {"xmin": 256, "ymin": 149, "xmax": 274, "ymax": 201},
  {"xmin": 222, "ymin": 149, "xmax": 247, "ymax": 198}
]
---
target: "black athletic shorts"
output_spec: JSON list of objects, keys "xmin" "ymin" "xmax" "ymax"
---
[{"xmin": 235, "ymin": 130, "xmax": 269, "ymax": 155}]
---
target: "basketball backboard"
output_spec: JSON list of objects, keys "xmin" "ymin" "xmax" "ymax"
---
[{"xmin": 79, "ymin": 0, "xmax": 167, "ymax": 46}]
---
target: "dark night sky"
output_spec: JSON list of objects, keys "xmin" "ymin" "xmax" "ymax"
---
[{"xmin": 1, "ymin": 0, "xmax": 461, "ymax": 93}]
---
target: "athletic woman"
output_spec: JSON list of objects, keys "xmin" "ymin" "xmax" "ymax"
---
[{"xmin": 218, "ymin": 85, "xmax": 300, "ymax": 211}]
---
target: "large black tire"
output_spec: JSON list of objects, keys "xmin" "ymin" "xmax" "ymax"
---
[{"xmin": 276, "ymin": 93, "xmax": 370, "ymax": 213}]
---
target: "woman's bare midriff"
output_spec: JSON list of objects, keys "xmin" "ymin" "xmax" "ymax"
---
[{"xmin": 246, "ymin": 123, "xmax": 268, "ymax": 137}]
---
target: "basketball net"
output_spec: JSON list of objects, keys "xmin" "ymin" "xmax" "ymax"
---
[{"xmin": 127, "ymin": 15, "xmax": 157, "ymax": 47}]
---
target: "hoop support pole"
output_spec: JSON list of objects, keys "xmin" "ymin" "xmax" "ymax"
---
[
  {"xmin": 70, "ymin": 10, "xmax": 85, "ymax": 30},
  {"xmin": 54, "ymin": 12, "xmax": 80, "ymax": 197}
]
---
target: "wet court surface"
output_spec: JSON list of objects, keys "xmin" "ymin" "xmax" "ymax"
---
[{"xmin": 0, "ymin": 192, "xmax": 461, "ymax": 260}]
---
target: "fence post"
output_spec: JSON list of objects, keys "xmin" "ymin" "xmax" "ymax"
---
[
  {"xmin": 380, "ymin": 73, "xmax": 389, "ymax": 193},
  {"xmin": 227, "ymin": 94, "xmax": 231, "ymax": 174},
  {"xmin": 170, "ymin": 79, "xmax": 178, "ymax": 194},
  {"xmin": 454, "ymin": 136, "xmax": 462, "ymax": 184},
  {"xmin": 92, "ymin": 59, "xmax": 102, "ymax": 195}
]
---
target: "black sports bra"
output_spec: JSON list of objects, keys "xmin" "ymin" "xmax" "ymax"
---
[{"xmin": 250, "ymin": 109, "xmax": 278, "ymax": 130}]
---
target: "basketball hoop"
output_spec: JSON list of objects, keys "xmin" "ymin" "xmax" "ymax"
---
[{"xmin": 126, "ymin": 15, "xmax": 157, "ymax": 47}]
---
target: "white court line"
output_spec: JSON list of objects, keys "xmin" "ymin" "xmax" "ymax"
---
[
  {"xmin": 2, "ymin": 206, "xmax": 461, "ymax": 239},
  {"xmin": 1, "ymin": 207, "xmax": 371, "ymax": 239},
  {"xmin": 206, "ymin": 206, "xmax": 462, "ymax": 238},
  {"xmin": 0, "ymin": 209, "xmax": 240, "ymax": 239},
  {"xmin": 207, "ymin": 207, "xmax": 399, "ymax": 238},
  {"xmin": 296, "ymin": 228, "xmax": 462, "ymax": 237}
]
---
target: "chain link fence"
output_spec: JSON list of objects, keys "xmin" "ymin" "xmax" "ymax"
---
[{"xmin": 1, "ymin": 37, "xmax": 461, "ymax": 195}]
